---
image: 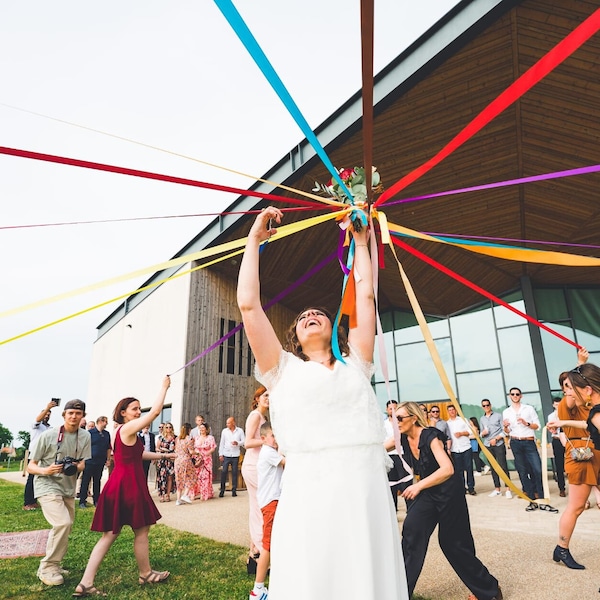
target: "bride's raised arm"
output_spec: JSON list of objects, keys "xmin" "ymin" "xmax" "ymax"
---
[{"xmin": 237, "ymin": 207, "xmax": 284, "ymax": 374}]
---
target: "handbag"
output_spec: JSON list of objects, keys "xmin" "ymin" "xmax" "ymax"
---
[
  {"xmin": 565, "ymin": 435, "xmax": 593, "ymax": 462},
  {"xmin": 192, "ymin": 454, "xmax": 204, "ymax": 468}
]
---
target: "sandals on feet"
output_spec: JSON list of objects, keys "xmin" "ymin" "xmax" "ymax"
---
[
  {"xmin": 72, "ymin": 584, "xmax": 107, "ymax": 597},
  {"xmin": 539, "ymin": 503, "xmax": 559, "ymax": 513},
  {"xmin": 139, "ymin": 570, "xmax": 170, "ymax": 585}
]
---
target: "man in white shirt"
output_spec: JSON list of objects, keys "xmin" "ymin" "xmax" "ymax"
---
[
  {"xmin": 218, "ymin": 416, "xmax": 245, "ymax": 497},
  {"xmin": 383, "ymin": 400, "xmax": 412, "ymax": 510},
  {"xmin": 447, "ymin": 404, "xmax": 476, "ymax": 495},
  {"xmin": 502, "ymin": 387, "xmax": 556, "ymax": 512},
  {"xmin": 547, "ymin": 398, "xmax": 566, "ymax": 497}
]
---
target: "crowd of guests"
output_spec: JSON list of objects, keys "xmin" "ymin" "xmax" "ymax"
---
[{"xmin": 22, "ymin": 207, "xmax": 600, "ymax": 599}]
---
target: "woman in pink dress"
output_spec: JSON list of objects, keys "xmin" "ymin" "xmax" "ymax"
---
[
  {"xmin": 194, "ymin": 423, "xmax": 216, "ymax": 500},
  {"xmin": 174, "ymin": 423, "xmax": 197, "ymax": 506},
  {"xmin": 73, "ymin": 376, "xmax": 175, "ymax": 597},
  {"xmin": 241, "ymin": 386, "xmax": 269, "ymax": 561}
]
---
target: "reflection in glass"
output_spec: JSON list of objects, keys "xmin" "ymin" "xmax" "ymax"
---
[
  {"xmin": 493, "ymin": 299, "xmax": 527, "ymax": 328},
  {"xmin": 373, "ymin": 330, "xmax": 397, "ymax": 383},
  {"xmin": 396, "ymin": 339, "xmax": 455, "ymax": 402},
  {"xmin": 456, "ymin": 369, "xmax": 505, "ymax": 422},
  {"xmin": 498, "ymin": 326, "xmax": 537, "ymax": 391},
  {"xmin": 450, "ymin": 309, "xmax": 499, "ymax": 371},
  {"xmin": 394, "ymin": 318, "xmax": 449, "ymax": 345},
  {"xmin": 534, "ymin": 288, "xmax": 569, "ymax": 322},
  {"xmin": 540, "ymin": 325, "xmax": 577, "ymax": 387}
]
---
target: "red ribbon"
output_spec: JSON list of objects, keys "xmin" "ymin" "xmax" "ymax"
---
[
  {"xmin": 375, "ymin": 7, "xmax": 600, "ymax": 206},
  {"xmin": 0, "ymin": 146, "xmax": 324, "ymax": 209},
  {"xmin": 391, "ymin": 236, "xmax": 579, "ymax": 349}
]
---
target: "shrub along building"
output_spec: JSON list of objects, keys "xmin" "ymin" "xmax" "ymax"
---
[{"xmin": 88, "ymin": 0, "xmax": 600, "ymax": 456}]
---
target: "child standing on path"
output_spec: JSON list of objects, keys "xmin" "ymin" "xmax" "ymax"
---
[{"xmin": 250, "ymin": 422, "xmax": 285, "ymax": 600}]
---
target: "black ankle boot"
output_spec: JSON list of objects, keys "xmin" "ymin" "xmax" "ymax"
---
[{"xmin": 553, "ymin": 545, "xmax": 585, "ymax": 569}]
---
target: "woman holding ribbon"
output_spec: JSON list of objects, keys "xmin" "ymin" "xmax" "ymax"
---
[
  {"xmin": 547, "ymin": 353, "xmax": 600, "ymax": 570},
  {"xmin": 237, "ymin": 206, "xmax": 407, "ymax": 599}
]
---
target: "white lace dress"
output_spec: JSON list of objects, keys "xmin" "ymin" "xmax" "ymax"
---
[{"xmin": 257, "ymin": 349, "xmax": 408, "ymax": 600}]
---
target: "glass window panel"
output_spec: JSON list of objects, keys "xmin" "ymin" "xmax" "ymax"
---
[
  {"xmin": 533, "ymin": 288, "xmax": 569, "ymax": 321},
  {"xmin": 456, "ymin": 369, "xmax": 505, "ymax": 421},
  {"xmin": 540, "ymin": 324, "xmax": 577, "ymax": 387},
  {"xmin": 494, "ymin": 299, "xmax": 527, "ymax": 328},
  {"xmin": 374, "ymin": 330, "xmax": 397, "ymax": 383},
  {"xmin": 394, "ymin": 319, "xmax": 449, "ymax": 345},
  {"xmin": 396, "ymin": 339, "xmax": 455, "ymax": 402},
  {"xmin": 450, "ymin": 309, "xmax": 499, "ymax": 371},
  {"xmin": 497, "ymin": 326, "xmax": 537, "ymax": 391},
  {"xmin": 374, "ymin": 381, "xmax": 399, "ymax": 414},
  {"xmin": 569, "ymin": 289, "xmax": 600, "ymax": 351}
]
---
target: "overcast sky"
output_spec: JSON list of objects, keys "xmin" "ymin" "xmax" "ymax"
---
[{"xmin": 0, "ymin": 0, "xmax": 460, "ymax": 441}]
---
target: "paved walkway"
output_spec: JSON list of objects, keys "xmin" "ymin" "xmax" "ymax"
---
[{"xmin": 3, "ymin": 470, "xmax": 599, "ymax": 599}]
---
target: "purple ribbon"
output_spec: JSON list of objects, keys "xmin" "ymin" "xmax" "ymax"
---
[
  {"xmin": 170, "ymin": 251, "xmax": 337, "ymax": 374},
  {"xmin": 384, "ymin": 164, "xmax": 600, "ymax": 206}
]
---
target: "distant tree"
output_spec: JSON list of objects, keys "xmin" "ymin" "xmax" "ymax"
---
[
  {"xmin": 17, "ymin": 430, "xmax": 31, "ymax": 450},
  {"xmin": 0, "ymin": 423, "xmax": 13, "ymax": 448}
]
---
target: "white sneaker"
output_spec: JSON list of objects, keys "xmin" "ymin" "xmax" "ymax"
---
[
  {"xmin": 505, "ymin": 490, "xmax": 513, "ymax": 499},
  {"xmin": 38, "ymin": 571, "xmax": 64, "ymax": 586},
  {"xmin": 250, "ymin": 587, "xmax": 268, "ymax": 600},
  {"xmin": 181, "ymin": 495, "xmax": 192, "ymax": 504},
  {"xmin": 175, "ymin": 499, "xmax": 183, "ymax": 506},
  {"xmin": 488, "ymin": 490, "xmax": 501, "ymax": 497},
  {"xmin": 474, "ymin": 471, "xmax": 482, "ymax": 476},
  {"xmin": 483, "ymin": 465, "xmax": 491, "ymax": 475}
]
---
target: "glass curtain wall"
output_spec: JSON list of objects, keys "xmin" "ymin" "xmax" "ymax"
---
[{"xmin": 373, "ymin": 287, "xmax": 600, "ymax": 426}]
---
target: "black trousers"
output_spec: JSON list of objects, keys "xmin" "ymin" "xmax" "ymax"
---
[
  {"xmin": 142, "ymin": 460, "xmax": 151, "ymax": 481},
  {"xmin": 79, "ymin": 463, "xmax": 105, "ymax": 505},
  {"xmin": 402, "ymin": 482, "xmax": 499, "ymax": 600},
  {"xmin": 220, "ymin": 456, "xmax": 239, "ymax": 493},
  {"xmin": 486, "ymin": 444, "xmax": 510, "ymax": 489},
  {"xmin": 552, "ymin": 437, "xmax": 566, "ymax": 492},
  {"xmin": 24, "ymin": 465, "xmax": 36, "ymax": 506}
]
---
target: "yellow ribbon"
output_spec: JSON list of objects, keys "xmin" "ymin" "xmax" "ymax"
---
[
  {"xmin": 388, "ymin": 221, "xmax": 600, "ymax": 267},
  {"xmin": 1, "ymin": 209, "xmax": 348, "ymax": 320}
]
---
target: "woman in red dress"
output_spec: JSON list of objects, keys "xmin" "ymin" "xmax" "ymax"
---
[{"xmin": 72, "ymin": 376, "xmax": 175, "ymax": 597}]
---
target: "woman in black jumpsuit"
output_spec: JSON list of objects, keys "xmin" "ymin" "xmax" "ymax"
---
[{"xmin": 397, "ymin": 401, "xmax": 502, "ymax": 600}]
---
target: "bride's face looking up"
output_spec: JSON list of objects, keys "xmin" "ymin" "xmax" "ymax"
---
[{"xmin": 295, "ymin": 309, "xmax": 333, "ymax": 346}]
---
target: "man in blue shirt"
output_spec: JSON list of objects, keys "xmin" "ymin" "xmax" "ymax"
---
[{"xmin": 79, "ymin": 416, "xmax": 111, "ymax": 508}]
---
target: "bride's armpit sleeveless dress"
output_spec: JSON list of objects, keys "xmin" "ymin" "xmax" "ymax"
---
[{"xmin": 258, "ymin": 349, "xmax": 408, "ymax": 600}]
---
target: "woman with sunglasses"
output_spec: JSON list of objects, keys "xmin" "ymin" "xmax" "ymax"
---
[
  {"xmin": 547, "ymin": 353, "xmax": 600, "ymax": 570},
  {"xmin": 237, "ymin": 207, "xmax": 408, "ymax": 599},
  {"xmin": 396, "ymin": 401, "xmax": 502, "ymax": 600}
]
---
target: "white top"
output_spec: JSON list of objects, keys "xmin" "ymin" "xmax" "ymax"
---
[
  {"xmin": 29, "ymin": 420, "xmax": 52, "ymax": 455},
  {"xmin": 447, "ymin": 416, "xmax": 472, "ymax": 453},
  {"xmin": 383, "ymin": 418, "xmax": 399, "ymax": 456},
  {"xmin": 503, "ymin": 403, "xmax": 540, "ymax": 438},
  {"xmin": 218, "ymin": 426, "xmax": 245, "ymax": 457},
  {"xmin": 256, "ymin": 444, "xmax": 284, "ymax": 508}
]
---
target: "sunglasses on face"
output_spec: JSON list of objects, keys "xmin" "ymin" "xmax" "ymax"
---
[
  {"xmin": 509, "ymin": 393, "xmax": 521, "ymax": 397},
  {"xmin": 430, "ymin": 409, "xmax": 440, "ymax": 413},
  {"xmin": 570, "ymin": 365, "xmax": 589, "ymax": 385},
  {"xmin": 482, "ymin": 403, "xmax": 491, "ymax": 407},
  {"xmin": 396, "ymin": 415, "xmax": 411, "ymax": 422}
]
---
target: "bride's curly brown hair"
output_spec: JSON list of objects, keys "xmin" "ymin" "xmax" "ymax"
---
[{"xmin": 283, "ymin": 306, "xmax": 349, "ymax": 365}]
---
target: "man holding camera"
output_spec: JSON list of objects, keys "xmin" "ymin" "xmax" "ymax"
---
[{"xmin": 27, "ymin": 399, "xmax": 91, "ymax": 587}]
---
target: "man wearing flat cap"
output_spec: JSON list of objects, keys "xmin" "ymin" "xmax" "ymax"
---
[{"xmin": 27, "ymin": 399, "xmax": 91, "ymax": 587}]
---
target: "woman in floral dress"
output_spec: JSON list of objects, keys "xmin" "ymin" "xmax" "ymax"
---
[
  {"xmin": 156, "ymin": 423, "xmax": 176, "ymax": 502},
  {"xmin": 174, "ymin": 423, "xmax": 197, "ymax": 505},
  {"xmin": 194, "ymin": 423, "xmax": 217, "ymax": 500}
]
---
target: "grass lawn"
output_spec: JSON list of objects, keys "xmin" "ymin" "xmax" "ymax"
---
[
  {"xmin": 0, "ymin": 479, "xmax": 253, "ymax": 599},
  {"xmin": 1, "ymin": 479, "xmax": 431, "ymax": 600}
]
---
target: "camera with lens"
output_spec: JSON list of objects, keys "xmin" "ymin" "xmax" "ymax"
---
[{"xmin": 55, "ymin": 456, "xmax": 81, "ymax": 476}]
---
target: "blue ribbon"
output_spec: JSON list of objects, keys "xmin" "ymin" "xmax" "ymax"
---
[{"xmin": 213, "ymin": 0, "xmax": 354, "ymax": 202}]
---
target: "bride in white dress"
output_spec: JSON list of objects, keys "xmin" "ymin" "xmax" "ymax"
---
[{"xmin": 237, "ymin": 206, "xmax": 408, "ymax": 600}]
